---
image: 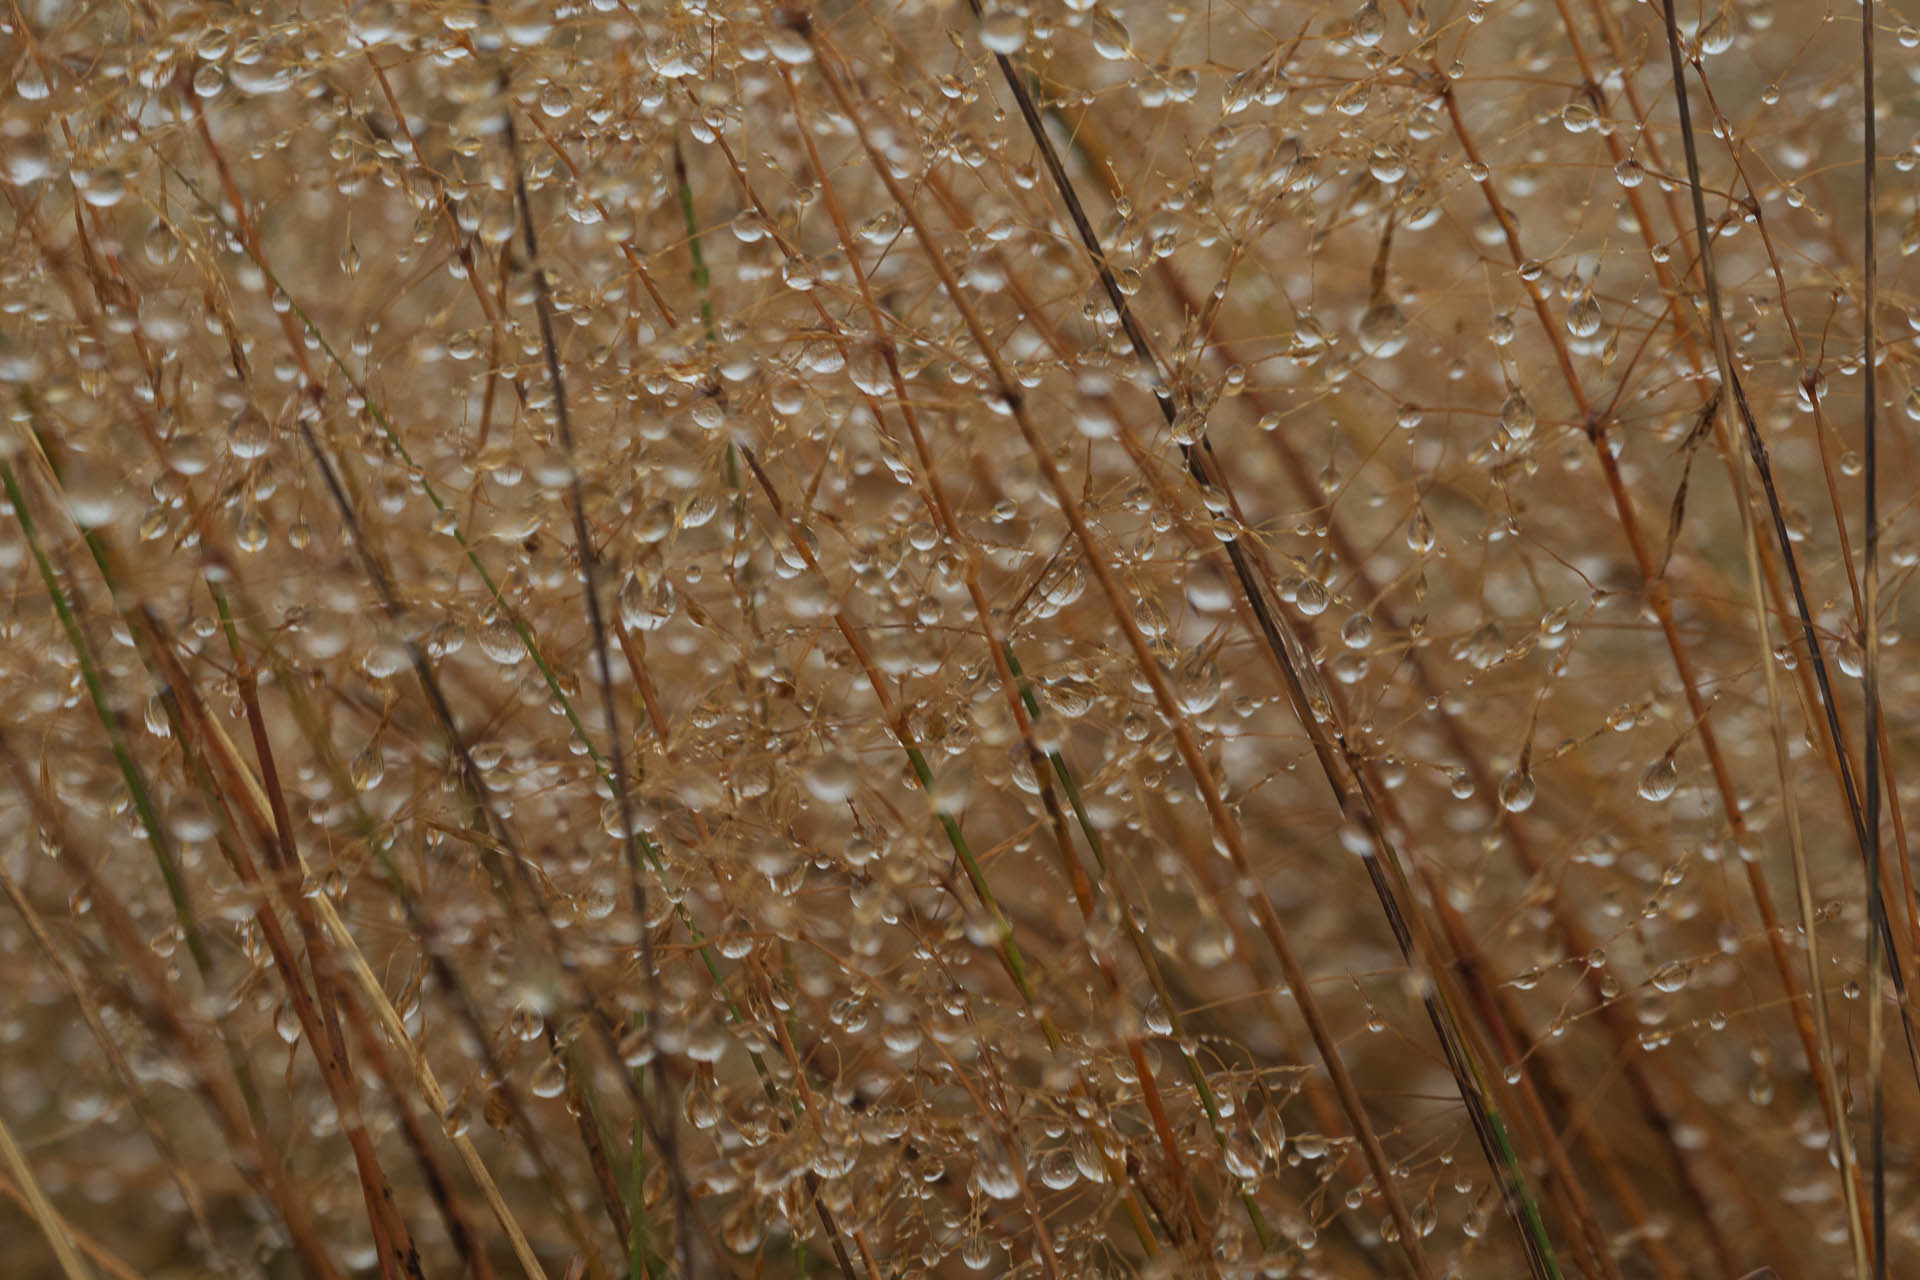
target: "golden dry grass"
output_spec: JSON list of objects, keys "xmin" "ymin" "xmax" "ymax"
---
[{"xmin": 1, "ymin": 1, "xmax": 1917, "ymax": 1277}]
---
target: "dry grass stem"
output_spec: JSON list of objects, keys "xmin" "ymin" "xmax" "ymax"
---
[{"xmin": 2, "ymin": 2, "xmax": 1915, "ymax": 1277}]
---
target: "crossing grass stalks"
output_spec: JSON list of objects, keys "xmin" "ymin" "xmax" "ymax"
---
[{"xmin": 1, "ymin": 0, "xmax": 1917, "ymax": 1276}]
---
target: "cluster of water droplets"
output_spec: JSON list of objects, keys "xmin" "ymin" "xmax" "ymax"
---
[{"xmin": 0, "ymin": 0, "xmax": 1911, "ymax": 1274}]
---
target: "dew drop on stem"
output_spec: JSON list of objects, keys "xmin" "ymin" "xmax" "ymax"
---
[
  {"xmin": 1649, "ymin": 961, "xmax": 1690, "ymax": 995},
  {"xmin": 1498, "ymin": 769, "xmax": 1536, "ymax": 813},
  {"xmin": 1637, "ymin": 755, "xmax": 1678, "ymax": 803}
]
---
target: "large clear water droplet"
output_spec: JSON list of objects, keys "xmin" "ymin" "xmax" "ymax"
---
[{"xmin": 1637, "ymin": 756, "xmax": 1677, "ymax": 803}]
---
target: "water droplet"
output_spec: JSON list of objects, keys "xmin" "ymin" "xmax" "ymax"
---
[
  {"xmin": 1406, "ymin": 507, "xmax": 1436, "ymax": 554},
  {"xmin": 1223, "ymin": 1128, "xmax": 1263, "ymax": 1180},
  {"xmin": 1566, "ymin": 291, "xmax": 1602, "ymax": 338},
  {"xmin": 618, "ymin": 571, "xmax": 677, "ymax": 631},
  {"xmin": 1089, "ymin": 8, "xmax": 1132, "ymax": 60},
  {"xmin": 144, "ymin": 220, "xmax": 181, "ymax": 265},
  {"xmin": 766, "ymin": 26, "xmax": 814, "ymax": 65},
  {"xmin": 1070, "ymin": 1130, "xmax": 1108, "ymax": 1184},
  {"xmin": 14, "ymin": 58, "xmax": 53, "ymax": 100},
  {"xmin": 1499, "ymin": 389, "xmax": 1536, "ymax": 445},
  {"xmin": 980, "ymin": 9, "xmax": 1027, "ymax": 54},
  {"xmin": 961, "ymin": 1235, "xmax": 996, "ymax": 1271},
  {"xmin": 530, "ymin": 1056, "xmax": 568, "ymax": 1099},
  {"xmin": 804, "ymin": 753, "xmax": 859, "ymax": 803},
  {"xmin": 1357, "ymin": 301, "xmax": 1408, "ymax": 357},
  {"xmin": 1649, "ymin": 960, "xmax": 1690, "ymax": 994},
  {"xmin": 75, "ymin": 166, "xmax": 128, "ymax": 208},
  {"xmin": 1836, "ymin": 635, "xmax": 1864, "ymax": 678},
  {"xmin": 1637, "ymin": 755, "xmax": 1677, "ymax": 802},
  {"xmin": 1223, "ymin": 59, "xmax": 1266, "ymax": 115},
  {"xmin": 1037, "ymin": 1147, "xmax": 1079, "ymax": 1190},
  {"xmin": 235, "ymin": 506, "xmax": 270, "ymax": 553},
  {"xmin": 971, "ymin": 1149, "xmax": 1022, "ymax": 1200},
  {"xmin": 351, "ymin": 741, "xmax": 386, "ymax": 791},
  {"xmin": 1698, "ymin": 6, "xmax": 1735, "ymax": 56},
  {"xmin": 1498, "ymin": 769, "xmax": 1536, "ymax": 813},
  {"xmin": 2, "ymin": 125, "xmax": 52, "ymax": 186},
  {"xmin": 232, "ymin": 57, "xmax": 296, "ymax": 97},
  {"xmin": 1174, "ymin": 655, "xmax": 1222, "ymax": 713},
  {"xmin": 780, "ymin": 254, "xmax": 821, "ymax": 292},
  {"xmin": 1295, "ymin": 578, "xmax": 1329, "ymax": 617},
  {"xmin": 1351, "ymin": 1, "xmax": 1385, "ymax": 47},
  {"xmin": 1170, "ymin": 403, "xmax": 1206, "ymax": 446},
  {"xmin": 477, "ymin": 613, "xmax": 526, "ymax": 665},
  {"xmin": 1560, "ymin": 102, "xmax": 1597, "ymax": 133},
  {"xmin": 228, "ymin": 407, "xmax": 272, "ymax": 459}
]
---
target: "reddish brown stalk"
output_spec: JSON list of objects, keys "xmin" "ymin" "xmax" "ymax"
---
[
  {"xmin": 799, "ymin": 21, "xmax": 1437, "ymax": 1279},
  {"xmin": 1000, "ymin": 76, "xmax": 1650, "ymax": 1274},
  {"xmin": 0, "ymin": 865, "xmax": 225, "ymax": 1276},
  {"xmin": 691, "ymin": 106, "xmax": 1239, "ymax": 1257},
  {"xmin": 1523, "ymin": 4, "xmax": 1917, "ymax": 1006},
  {"xmin": 11, "ymin": 182, "xmax": 564, "ymax": 1276},
  {"xmin": 344, "ymin": 998, "xmax": 505, "ymax": 1280},
  {"xmin": 1537, "ymin": 0, "xmax": 1920, "ymax": 992},
  {"xmin": 26, "ymin": 372, "xmax": 544, "ymax": 1279},
  {"xmin": 0, "ymin": 1165, "xmax": 144, "ymax": 1280},
  {"xmin": 913, "ymin": 159, "xmax": 1415, "ymax": 1206},
  {"xmin": 188, "ymin": 90, "xmax": 672, "ymax": 1277},
  {"xmin": 1127, "ymin": 237, "xmax": 1706, "ymax": 1278},
  {"xmin": 551, "ymin": 1026, "xmax": 634, "ymax": 1252},
  {"xmin": 0, "ymin": 740, "xmax": 351, "ymax": 1280},
  {"xmin": 963, "ymin": 27, "xmax": 1573, "ymax": 1278},
  {"xmin": 767, "ymin": 62, "xmax": 1232, "ymax": 1261},
  {"xmin": 138, "ymin": 605, "xmax": 424, "ymax": 1280},
  {"xmin": 1672, "ymin": 67, "xmax": 1920, "ymax": 972},
  {"xmin": 738, "ymin": 443, "xmax": 1156, "ymax": 1268},
  {"xmin": 1428, "ymin": 73, "xmax": 1859, "ymax": 1271},
  {"xmin": 497, "ymin": 69, "xmax": 695, "ymax": 1273}
]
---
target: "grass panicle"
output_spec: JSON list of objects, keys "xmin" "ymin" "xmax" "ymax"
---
[{"xmin": 1, "ymin": 3, "xmax": 1915, "ymax": 1278}]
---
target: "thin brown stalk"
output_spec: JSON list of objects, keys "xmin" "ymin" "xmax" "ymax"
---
[
  {"xmin": 1856, "ymin": 0, "xmax": 1888, "ymax": 1271},
  {"xmin": 965, "ymin": 20, "xmax": 1568, "ymax": 1276},
  {"xmin": 0, "ymin": 1113, "xmax": 100, "ymax": 1280},
  {"xmin": 499, "ymin": 81, "xmax": 695, "ymax": 1277},
  {"xmin": 799, "ymin": 18, "xmax": 1438, "ymax": 1278},
  {"xmin": 0, "ymin": 739, "xmax": 350, "ymax": 1280},
  {"xmin": 0, "ymin": 1168, "xmax": 143, "ymax": 1280},
  {"xmin": 1420, "ymin": 42, "xmax": 1870, "ymax": 1270},
  {"xmin": 0, "ymin": 858, "xmax": 224, "ymax": 1272}
]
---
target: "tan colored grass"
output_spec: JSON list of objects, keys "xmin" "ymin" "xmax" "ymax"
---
[{"xmin": 0, "ymin": 1, "xmax": 1915, "ymax": 1277}]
